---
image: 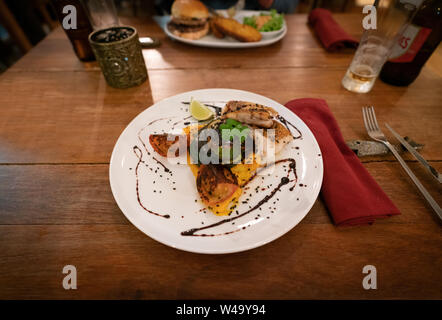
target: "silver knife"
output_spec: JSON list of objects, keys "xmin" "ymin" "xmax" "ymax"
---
[
  {"xmin": 227, "ymin": 0, "xmax": 246, "ymax": 18},
  {"xmin": 386, "ymin": 123, "xmax": 441, "ymax": 183}
]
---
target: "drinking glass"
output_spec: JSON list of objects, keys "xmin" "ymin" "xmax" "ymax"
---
[
  {"xmin": 89, "ymin": 26, "xmax": 147, "ymax": 88},
  {"xmin": 83, "ymin": 0, "xmax": 120, "ymax": 29},
  {"xmin": 342, "ymin": 0, "xmax": 421, "ymax": 93}
]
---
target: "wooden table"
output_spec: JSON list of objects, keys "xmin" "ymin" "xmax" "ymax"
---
[{"xmin": 0, "ymin": 14, "xmax": 441, "ymax": 299}]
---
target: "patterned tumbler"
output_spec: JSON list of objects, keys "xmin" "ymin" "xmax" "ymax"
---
[{"xmin": 89, "ymin": 26, "xmax": 147, "ymax": 88}]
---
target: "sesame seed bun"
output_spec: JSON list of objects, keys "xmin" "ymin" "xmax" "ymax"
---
[{"xmin": 171, "ymin": 0, "xmax": 209, "ymax": 20}]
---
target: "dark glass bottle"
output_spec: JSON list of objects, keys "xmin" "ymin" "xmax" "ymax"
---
[
  {"xmin": 51, "ymin": 0, "xmax": 95, "ymax": 61},
  {"xmin": 380, "ymin": 0, "xmax": 441, "ymax": 86}
]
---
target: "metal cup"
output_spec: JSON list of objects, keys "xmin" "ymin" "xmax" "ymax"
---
[{"xmin": 89, "ymin": 26, "xmax": 147, "ymax": 88}]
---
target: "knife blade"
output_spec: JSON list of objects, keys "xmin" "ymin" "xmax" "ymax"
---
[
  {"xmin": 227, "ymin": 0, "xmax": 246, "ymax": 18},
  {"xmin": 386, "ymin": 123, "xmax": 441, "ymax": 183}
]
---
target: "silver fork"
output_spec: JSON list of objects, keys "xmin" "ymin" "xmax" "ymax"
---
[{"xmin": 362, "ymin": 106, "xmax": 442, "ymax": 220}]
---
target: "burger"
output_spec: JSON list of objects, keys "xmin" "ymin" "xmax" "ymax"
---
[{"xmin": 167, "ymin": 0, "xmax": 209, "ymax": 40}]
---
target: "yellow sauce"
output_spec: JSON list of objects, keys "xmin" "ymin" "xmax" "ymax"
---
[
  {"xmin": 231, "ymin": 158, "xmax": 260, "ymax": 187},
  {"xmin": 184, "ymin": 125, "xmax": 259, "ymax": 216}
]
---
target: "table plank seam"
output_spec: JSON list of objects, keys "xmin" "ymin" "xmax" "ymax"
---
[
  {"xmin": 3, "ymin": 65, "xmax": 352, "ymax": 74},
  {"xmin": 0, "ymin": 223, "xmax": 130, "ymax": 226},
  {"xmin": 0, "ymin": 162, "xmax": 110, "ymax": 165},
  {"xmin": 0, "ymin": 160, "xmax": 440, "ymax": 165}
]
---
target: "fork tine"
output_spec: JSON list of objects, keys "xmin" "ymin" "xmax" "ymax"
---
[
  {"xmin": 367, "ymin": 106, "xmax": 377, "ymax": 132},
  {"xmin": 364, "ymin": 106, "xmax": 375, "ymax": 132},
  {"xmin": 362, "ymin": 107, "xmax": 371, "ymax": 132},
  {"xmin": 365, "ymin": 106, "xmax": 373, "ymax": 131},
  {"xmin": 369, "ymin": 106, "xmax": 380, "ymax": 131}
]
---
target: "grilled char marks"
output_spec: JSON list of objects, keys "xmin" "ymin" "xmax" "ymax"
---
[
  {"xmin": 223, "ymin": 101, "xmax": 277, "ymax": 115},
  {"xmin": 149, "ymin": 134, "xmax": 182, "ymax": 157},
  {"xmin": 222, "ymin": 101, "xmax": 277, "ymax": 128},
  {"xmin": 196, "ymin": 164, "xmax": 239, "ymax": 206}
]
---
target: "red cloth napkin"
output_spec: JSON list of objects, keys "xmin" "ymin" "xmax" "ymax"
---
[
  {"xmin": 285, "ymin": 98, "xmax": 400, "ymax": 226},
  {"xmin": 308, "ymin": 8, "xmax": 359, "ymax": 51}
]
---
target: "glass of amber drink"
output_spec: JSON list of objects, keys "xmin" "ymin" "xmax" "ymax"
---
[{"xmin": 342, "ymin": 0, "xmax": 421, "ymax": 93}]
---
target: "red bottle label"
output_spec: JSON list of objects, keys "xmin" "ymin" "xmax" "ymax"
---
[{"xmin": 389, "ymin": 25, "xmax": 432, "ymax": 63}]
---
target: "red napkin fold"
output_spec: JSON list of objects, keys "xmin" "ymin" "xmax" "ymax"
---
[
  {"xmin": 285, "ymin": 98, "xmax": 400, "ymax": 226},
  {"xmin": 308, "ymin": 8, "xmax": 359, "ymax": 51}
]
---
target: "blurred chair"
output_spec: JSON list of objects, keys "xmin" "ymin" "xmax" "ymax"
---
[
  {"xmin": 0, "ymin": 0, "xmax": 56, "ymax": 73},
  {"xmin": 0, "ymin": 0, "xmax": 32, "ymax": 53},
  {"xmin": 311, "ymin": 0, "xmax": 352, "ymax": 12},
  {"xmin": 32, "ymin": 0, "xmax": 59, "ymax": 30}
]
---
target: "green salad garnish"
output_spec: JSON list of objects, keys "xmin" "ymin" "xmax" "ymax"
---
[
  {"xmin": 243, "ymin": 9, "xmax": 284, "ymax": 32},
  {"xmin": 243, "ymin": 16, "xmax": 257, "ymax": 29}
]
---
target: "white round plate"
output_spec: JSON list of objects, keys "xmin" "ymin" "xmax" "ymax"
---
[
  {"xmin": 109, "ymin": 89, "xmax": 323, "ymax": 254},
  {"xmin": 163, "ymin": 10, "xmax": 287, "ymax": 49}
]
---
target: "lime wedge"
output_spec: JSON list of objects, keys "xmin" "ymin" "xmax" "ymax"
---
[{"xmin": 190, "ymin": 99, "xmax": 213, "ymax": 121}]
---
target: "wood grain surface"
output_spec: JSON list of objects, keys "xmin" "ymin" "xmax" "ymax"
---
[{"xmin": 0, "ymin": 14, "xmax": 441, "ymax": 299}]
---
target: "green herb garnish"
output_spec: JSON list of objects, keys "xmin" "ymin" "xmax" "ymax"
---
[
  {"xmin": 220, "ymin": 119, "xmax": 249, "ymax": 142},
  {"xmin": 243, "ymin": 16, "xmax": 257, "ymax": 29},
  {"xmin": 243, "ymin": 9, "xmax": 284, "ymax": 32}
]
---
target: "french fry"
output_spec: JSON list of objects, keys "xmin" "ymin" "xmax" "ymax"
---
[{"xmin": 210, "ymin": 18, "xmax": 225, "ymax": 39}]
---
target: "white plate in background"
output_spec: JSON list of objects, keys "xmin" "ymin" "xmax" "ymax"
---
[{"xmin": 161, "ymin": 10, "xmax": 287, "ymax": 49}]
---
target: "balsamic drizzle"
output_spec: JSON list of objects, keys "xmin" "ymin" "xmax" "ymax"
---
[
  {"xmin": 277, "ymin": 115, "xmax": 303, "ymax": 140},
  {"xmin": 137, "ymin": 122, "xmax": 172, "ymax": 173},
  {"xmin": 131, "ymin": 103, "xmax": 305, "ymax": 236},
  {"xmin": 181, "ymin": 101, "xmax": 223, "ymax": 116},
  {"xmin": 181, "ymin": 158, "xmax": 297, "ymax": 236},
  {"xmin": 148, "ymin": 117, "xmax": 170, "ymax": 126},
  {"xmin": 172, "ymin": 115, "xmax": 192, "ymax": 127},
  {"xmin": 133, "ymin": 146, "xmax": 170, "ymax": 219}
]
